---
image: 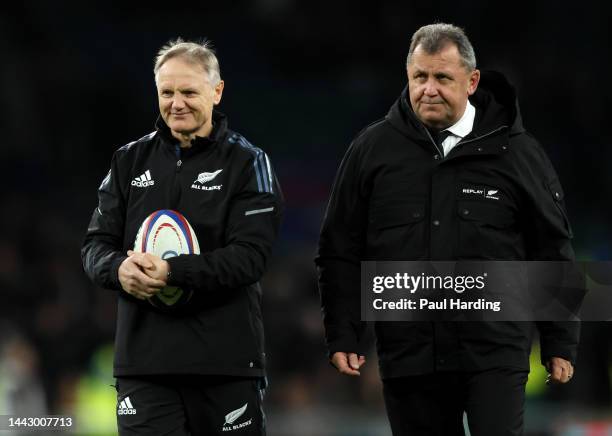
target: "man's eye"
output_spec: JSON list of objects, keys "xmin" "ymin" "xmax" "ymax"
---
[{"xmin": 161, "ymin": 91, "xmax": 173, "ymax": 97}]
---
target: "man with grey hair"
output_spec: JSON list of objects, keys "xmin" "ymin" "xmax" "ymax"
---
[
  {"xmin": 317, "ymin": 23, "xmax": 577, "ymax": 435},
  {"xmin": 82, "ymin": 38, "xmax": 283, "ymax": 435}
]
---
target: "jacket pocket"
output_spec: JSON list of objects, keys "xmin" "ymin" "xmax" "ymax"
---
[
  {"xmin": 370, "ymin": 203, "xmax": 425, "ymax": 230},
  {"xmin": 457, "ymin": 201, "xmax": 515, "ymax": 229},
  {"xmin": 367, "ymin": 202, "xmax": 426, "ymax": 259},
  {"xmin": 456, "ymin": 201, "xmax": 520, "ymax": 259}
]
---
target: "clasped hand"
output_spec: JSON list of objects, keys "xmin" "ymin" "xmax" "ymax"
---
[{"xmin": 118, "ymin": 250, "xmax": 169, "ymax": 300}]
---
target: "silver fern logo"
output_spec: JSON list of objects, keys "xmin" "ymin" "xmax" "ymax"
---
[
  {"xmin": 224, "ymin": 403, "xmax": 247, "ymax": 425},
  {"xmin": 461, "ymin": 186, "xmax": 500, "ymax": 200},
  {"xmin": 485, "ymin": 189, "xmax": 500, "ymax": 200},
  {"xmin": 195, "ymin": 169, "xmax": 223, "ymax": 184},
  {"xmin": 192, "ymin": 169, "xmax": 224, "ymax": 192}
]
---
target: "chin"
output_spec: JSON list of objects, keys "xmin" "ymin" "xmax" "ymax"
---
[
  {"xmin": 421, "ymin": 116, "xmax": 443, "ymax": 128},
  {"xmin": 170, "ymin": 123, "xmax": 196, "ymax": 133}
]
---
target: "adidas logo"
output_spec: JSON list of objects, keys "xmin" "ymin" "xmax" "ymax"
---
[
  {"xmin": 131, "ymin": 170, "xmax": 155, "ymax": 188},
  {"xmin": 117, "ymin": 396, "xmax": 137, "ymax": 415}
]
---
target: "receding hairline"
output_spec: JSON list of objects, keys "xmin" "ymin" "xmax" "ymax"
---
[
  {"xmin": 408, "ymin": 41, "xmax": 470, "ymax": 70},
  {"xmin": 154, "ymin": 55, "xmax": 210, "ymax": 83},
  {"xmin": 406, "ymin": 23, "xmax": 477, "ymax": 72},
  {"xmin": 153, "ymin": 38, "xmax": 222, "ymax": 85}
]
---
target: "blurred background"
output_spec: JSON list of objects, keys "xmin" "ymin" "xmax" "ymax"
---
[{"xmin": 1, "ymin": 1, "xmax": 611, "ymax": 435}]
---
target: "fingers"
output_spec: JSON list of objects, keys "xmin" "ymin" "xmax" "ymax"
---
[
  {"xmin": 546, "ymin": 357, "xmax": 574, "ymax": 385},
  {"xmin": 358, "ymin": 355, "xmax": 366, "ymax": 367},
  {"xmin": 118, "ymin": 257, "xmax": 166, "ymax": 300},
  {"xmin": 127, "ymin": 250, "xmax": 154, "ymax": 270},
  {"xmin": 550, "ymin": 363, "xmax": 563, "ymax": 383},
  {"xmin": 348, "ymin": 353, "xmax": 366, "ymax": 370},
  {"xmin": 331, "ymin": 352, "xmax": 366, "ymax": 376},
  {"xmin": 128, "ymin": 251, "xmax": 169, "ymax": 281},
  {"xmin": 333, "ymin": 353, "xmax": 360, "ymax": 376},
  {"xmin": 132, "ymin": 267, "xmax": 166, "ymax": 289}
]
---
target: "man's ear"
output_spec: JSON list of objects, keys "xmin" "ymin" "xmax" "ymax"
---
[
  {"xmin": 213, "ymin": 80, "xmax": 225, "ymax": 105},
  {"xmin": 467, "ymin": 69, "xmax": 480, "ymax": 96}
]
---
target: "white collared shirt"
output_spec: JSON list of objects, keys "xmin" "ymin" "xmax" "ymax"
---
[{"xmin": 440, "ymin": 100, "xmax": 476, "ymax": 156}]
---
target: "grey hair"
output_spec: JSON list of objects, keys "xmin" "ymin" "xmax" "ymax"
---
[
  {"xmin": 154, "ymin": 38, "xmax": 221, "ymax": 85},
  {"xmin": 406, "ymin": 23, "xmax": 477, "ymax": 71}
]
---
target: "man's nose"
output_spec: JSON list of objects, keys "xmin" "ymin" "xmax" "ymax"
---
[
  {"xmin": 423, "ymin": 79, "xmax": 438, "ymax": 96},
  {"xmin": 171, "ymin": 96, "xmax": 185, "ymax": 110}
]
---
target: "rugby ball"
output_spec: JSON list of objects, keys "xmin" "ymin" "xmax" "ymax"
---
[{"xmin": 133, "ymin": 210, "xmax": 200, "ymax": 308}]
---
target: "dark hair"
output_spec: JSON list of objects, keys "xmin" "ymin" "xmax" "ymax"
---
[{"xmin": 406, "ymin": 23, "xmax": 476, "ymax": 71}]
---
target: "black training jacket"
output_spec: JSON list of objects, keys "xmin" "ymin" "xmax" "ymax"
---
[
  {"xmin": 316, "ymin": 71, "xmax": 579, "ymax": 379},
  {"xmin": 82, "ymin": 111, "xmax": 283, "ymax": 377}
]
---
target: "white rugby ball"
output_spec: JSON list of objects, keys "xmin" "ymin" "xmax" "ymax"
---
[{"xmin": 133, "ymin": 210, "xmax": 200, "ymax": 307}]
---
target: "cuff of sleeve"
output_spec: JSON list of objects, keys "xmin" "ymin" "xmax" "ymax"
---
[
  {"xmin": 326, "ymin": 334, "xmax": 362, "ymax": 359},
  {"xmin": 111, "ymin": 255, "xmax": 128, "ymax": 291},
  {"xmin": 540, "ymin": 343, "xmax": 577, "ymax": 366},
  {"xmin": 166, "ymin": 255, "xmax": 190, "ymax": 287}
]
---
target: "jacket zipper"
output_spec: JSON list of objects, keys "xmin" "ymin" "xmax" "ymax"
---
[
  {"xmin": 422, "ymin": 127, "xmax": 444, "ymax": 157},
  {"xmin": 171, "ymin": 145, "xmax": 182, "ymax": 209}
]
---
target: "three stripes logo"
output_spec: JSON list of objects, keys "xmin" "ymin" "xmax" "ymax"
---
[
  {"xmin": 131, "ymin": 170, "xmax": 155, "ymax": 188},
  {"xmin": 229, "ymin": 133, "xmax": 274, "ymax": 194},
  {"xmin": 117, "ymin": 396, "xmax": 137, "ymax": 415}
]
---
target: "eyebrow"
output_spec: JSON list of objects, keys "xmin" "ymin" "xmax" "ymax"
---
[
  {"xmin": 411, "ymin": 69, "xmax": 453, "ymax": 79},
  {"xmin": 434, "ymin": 72, "xmax": 452, "ymax": 79}
]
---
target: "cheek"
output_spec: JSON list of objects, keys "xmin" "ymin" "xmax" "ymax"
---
[
  {"xmin": 187, "ymin": 98, "xmax": 207, "ymax": 112},
  {"xmin": 160, "ymin": 101, "xmax": 172, "ymax": 113},
  {"xmin": 408, "ymin": 87, "xmax": 421, "ymax": 105},
  {"xmin": 439, "ymin": 89, "xmax": 456, "ymax": 105},
  {"xmin": 445, "ymin": 91, "xmax": 463, "ymax": 109}
]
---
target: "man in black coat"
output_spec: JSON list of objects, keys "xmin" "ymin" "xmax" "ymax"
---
[
  {"xmin": 316, "ymin": 23, "xmax": 577, "ymax": 436},
  {"xmin": 82, "ymin": 39, "xmax": 282, "ymax": 435}
]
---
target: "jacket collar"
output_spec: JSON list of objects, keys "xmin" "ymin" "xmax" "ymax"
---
[
  {"xmin": 386, "ymin": 70, "xmax": 525, "ymax": 149},
  {"xmin": 155, "ymin": 110, "xmax": 228, "ymax": 151}
]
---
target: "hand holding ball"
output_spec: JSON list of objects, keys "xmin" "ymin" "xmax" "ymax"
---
[{"xmin": 132, "ymin": 210, "xmax": 200, "ymax": 308}]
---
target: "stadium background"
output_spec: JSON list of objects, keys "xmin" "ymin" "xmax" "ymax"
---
[{"xmin": 1, "ymin": 1, "xmax": 611, "ymax": 435}]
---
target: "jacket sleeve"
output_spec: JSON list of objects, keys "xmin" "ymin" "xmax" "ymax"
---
[
  {"xmin": 81, "ymin": 153, "xmax": 128, "ymax": 291},
  {"xmin": 165, "ymin": 152, "xmax": 283, "ymax": 292},
  {"xmin": 315, "ymin": 140, "xmax": 368, "ymax": 357},
  {"xmin": 516, "ymin": 135, "xmax": 580, "ymax": 365}
]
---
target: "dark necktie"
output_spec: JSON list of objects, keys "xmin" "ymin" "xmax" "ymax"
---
[{"xmin": 435, "ymin": 130, "xmax": 452, "ymax": 147}]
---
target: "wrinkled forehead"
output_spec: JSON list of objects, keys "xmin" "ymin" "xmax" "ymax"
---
[
  {"xmin": 156, "ymin": 57, "xmax": 209, "ymax": 86},
  {"xmin": 409, "ymin": 43, "xmax": 468, "ymax": 73}
]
